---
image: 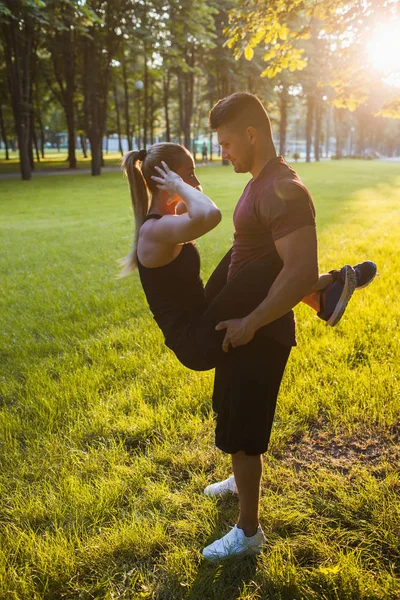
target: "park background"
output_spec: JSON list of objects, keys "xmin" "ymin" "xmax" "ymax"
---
[{"xmin": 1, "ymin": 1, "xmax": 400, "ymax": 599}]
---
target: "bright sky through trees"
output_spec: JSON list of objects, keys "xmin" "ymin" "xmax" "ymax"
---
[{"xmin": 366, "ymin": 20, "xmax": 400, "ymax": 86}]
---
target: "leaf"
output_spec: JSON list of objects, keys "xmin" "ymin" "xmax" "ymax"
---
[
  {"xmin": 244, "ymin": 44, "xmax": 254, "ymax": 60},
  {"xmin": 279, "ymin": 26, "xmax": 288, "ymax": 41},
  {"xmin": 261, "ymin": 64, "xmax": 280, "ymax": 78},
  {"xmin": 313, "ymin": 4, "xmax": 327, "ymax": 20},
  {"xmin": 375, "ymin": 96, "xmax": 400, "ymax": 118}
]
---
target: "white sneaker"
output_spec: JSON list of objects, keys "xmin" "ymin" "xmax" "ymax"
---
[
  {"xmin": 202, "ymin": 524, "xmax": 266, "ymax": 561},
  {"xmin": 203, "ymin": 475, "xmax": 238, "ymax": 497}
]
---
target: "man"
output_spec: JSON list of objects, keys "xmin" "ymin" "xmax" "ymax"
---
[
  {"xmin": 202, "ymin": 142, "xmax": 208, "ymax": 163},
  {"xmin": 201, "ymin": 92, "xmax": 376, "ymax": 561}
]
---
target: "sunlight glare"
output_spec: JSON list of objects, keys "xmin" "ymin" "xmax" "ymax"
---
[{"xmin": 367, "ymin": 22, "xmax": 400, "ymax": 80}]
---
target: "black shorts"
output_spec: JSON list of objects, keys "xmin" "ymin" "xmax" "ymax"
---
[{"xmin": 212, "ymin": 335, "xmax": 291, "ymax": 455}]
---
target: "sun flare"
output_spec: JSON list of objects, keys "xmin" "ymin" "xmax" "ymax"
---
[{"xmin": 367, "ymin": 22, "xmax": 400, "ymax": 80}]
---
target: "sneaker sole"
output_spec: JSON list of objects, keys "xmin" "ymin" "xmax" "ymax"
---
[
  {"xmin": 202, "ymin": 543, "xmax": 265, "ymax": 562},
  {"xmin": 327, "ymin": 266, "xmax": 357, "ymax": 326},
  {"xmin": 203, "ymin": 486, "xmax": 238, "ymax": 497},
  {"xmin": 203, "ymin": 477, "xmax": 238, "ymax": 497}
]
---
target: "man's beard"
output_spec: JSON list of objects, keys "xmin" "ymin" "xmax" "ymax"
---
[
  {"xmin": 236, "ymin": 145, "xmax": 255, "ymax": 173},
  {"xmin": 234, "ymin": 156, "xmax": 253, "ymax": 173}
]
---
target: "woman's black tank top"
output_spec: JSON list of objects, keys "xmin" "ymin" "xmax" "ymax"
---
[{"xmin": 136, "ymin": 213, "xmax": 207, "ymax": 347}]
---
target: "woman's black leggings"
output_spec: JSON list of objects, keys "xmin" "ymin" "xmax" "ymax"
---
[{"xmin": 167, "ymin": 247, "xmax": 287, "ymax": 371}]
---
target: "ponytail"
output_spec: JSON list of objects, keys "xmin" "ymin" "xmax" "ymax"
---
[
  {"xmin": 119, "ymin": 142, "xmax": 191, "ymax": 277},
  {"xmin": 119, "ymin": 150, "xmax": 150, "ymax": 276}
]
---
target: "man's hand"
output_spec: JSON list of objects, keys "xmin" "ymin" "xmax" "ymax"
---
[{"xmin": 215, "ymin": 317, "xmax": 256, "ymax": 352}]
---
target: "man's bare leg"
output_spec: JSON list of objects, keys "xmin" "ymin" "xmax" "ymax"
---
[{"xmin": 231, "ymin": 451, "xmax": 262, "ymax": 537}]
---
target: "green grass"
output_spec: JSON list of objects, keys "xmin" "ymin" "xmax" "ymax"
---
[{"xmin": 0, "ymin": 161, "xmax": 399, "ymax": 599}]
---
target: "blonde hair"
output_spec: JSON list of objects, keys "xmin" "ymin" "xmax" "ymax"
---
[{"xmin": 119, "ymin": 142, "xmax": 191, "ymax": 276}]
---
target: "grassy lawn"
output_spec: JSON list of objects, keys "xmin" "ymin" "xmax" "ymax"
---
[{"xmin": 0, "ymin": 161, "xmax": 399, "ymax": 599}]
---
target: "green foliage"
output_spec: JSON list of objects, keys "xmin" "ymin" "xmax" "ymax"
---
[
  {"xmin": 376, "ymin": 95, "xmax": 400, "ymax": 119},
  {"xmin": 224, "ymin": 0, "xmax": 399, "ymax": 114}
]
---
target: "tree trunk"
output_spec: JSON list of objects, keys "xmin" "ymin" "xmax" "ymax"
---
[
  {"xmin": 149, "ymin": 82, "xmax": 154, "ymax": 145},
  {"xmin": 2, "ymin": 18, "xmax": 33, "ymax": 180},
  {"xmin": 163, "ymin": 71, "xmax": 171, "ymax": 142},
  {"xmin": 32, "ymin": 120, "xmax": 40, "ymax": 162},
  {"xmin": 314, "ymin": 95, "xmax": 322, "ymax": 161},
  {"xmin": 64, "ymin": 30, "xmax": 76, "ymax": 169},
  {"xmin": 50, "ymin": 27, "xmax": 77, "ymax": 168},
  {"xmin": 334, "ymin": 107, "xmax": 343, "ymax": 158},
  {"xmin": 83, "ymin": 33, "xmax": 111, "ymax": 176},
  {"xmin": 192, "ymin": 74, "xmax": 200, "ymax": 145},
  {"xmin": 325, "ymin": 104, "xmax": 331, "ymax": 157},
  {"xmin": 177, "ymin": 71, "xmax": 184, "ymax": 144},
  {"xmin": 113, "ymin": 82, "xmax": 123, "ymax": 155},
  {"xmin": 66, "ymin": 111, "xmax": 76, "ymax": 168},
  {"xmin": 306, "ymin": 94, "xmax": 315, "ymax": 162},
  {"xmin": 279, "ymin": 85, "xmax": 288, "ymax": 156},
  {"xmin": 209, "ymin": 90, "xmax": 214, "ymax": 161},
  {"xmin": 84, "ymin": 37, "xmax": 101, "ymax": 175},
  {"xmin": 122, "ymin": 53, "xmax": 132, "ymax": 151},
  {"xmin": 183, "ymin": 71, "xmax": 192, "ymax": 150},
  {"xmin": 356, "ymin": 106, "xmax": 368, "ymax": 155},
  {"xmin": 182, "ymin": 47, "xmax": 195, "ymax": 151},
  {"xmin": 143, "ymin": 55, "xmax": 148, "ymax": 149},
  {"xmin": 35, "ymin": 95, "xmax": 45, "ymax": 159},
  {"xmin": 29, "ymin": 109, "xmax": 34, "ymax": 169},
  {"xmin": 80, "ymin": 133, "xmax": 87, "ymax": 158},
  {"xmin": 0, "ymin": 103, "xmax": 10, "ymax": 160},
  {"xmin": 91, "ymin": 135, "xmax": 102, "ymax": 176}
]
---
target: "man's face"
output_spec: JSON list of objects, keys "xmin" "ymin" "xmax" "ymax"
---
[{"xmin": 217, "ymin": 124, "xmax": 255, "ymax": 173}]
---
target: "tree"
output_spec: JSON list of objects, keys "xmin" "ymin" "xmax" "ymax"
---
[
  {"xmin": 0, "ymin": 52, "xmax": 12, "ymax": 159},
  {"xmin": 0, "ymin": 0, "xmax": 48, "ymax": 179},
  {"xmin": 224, "ymin": 0, "xmax": 397, "ymax": 117},
  {"xmin": 80, "ymin": 0, "xmax": 123, "ymax": 176},
  {"xmin": 44, "ymin": 0, "xmax": 85, "ymax": 169},
  {"xmin": 163, "ymin": 0, "xmax": 217, "ymax": 149}
]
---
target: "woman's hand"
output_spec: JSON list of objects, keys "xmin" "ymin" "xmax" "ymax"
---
[{"xmin": 151, "ymin": 161, "xmax": 183, "ymax": 203}]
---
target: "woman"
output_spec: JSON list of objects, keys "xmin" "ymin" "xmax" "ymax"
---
[{"xmin": 119, "ymin": 142, "xmax": 366, "ymax": 371}]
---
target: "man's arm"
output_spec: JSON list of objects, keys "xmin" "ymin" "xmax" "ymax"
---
[
  {"xmin": 215, "ymin": 225, "xmax": 319, "ymax": 351},
  {"xmin": 244, "ymin": 225, "xmax": 318, "ymax": 330}
]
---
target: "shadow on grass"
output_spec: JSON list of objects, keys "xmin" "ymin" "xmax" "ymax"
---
[
  {"xmin": 156, "ymin": 494, "xmax": 261, "ymax": 600},
  {"xmin": 186, "ymin": 556, "xmax": 259, "ymax": 600}
]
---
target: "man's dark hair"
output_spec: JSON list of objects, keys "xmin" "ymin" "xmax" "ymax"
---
[{"xmin": 209, "ymin": 92, "xmax": 273, "ymax": 137}]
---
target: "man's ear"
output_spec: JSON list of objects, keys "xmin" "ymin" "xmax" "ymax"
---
[{"xmin": 246, "ymin": 126, "xmax": 257, "ymax": 145}]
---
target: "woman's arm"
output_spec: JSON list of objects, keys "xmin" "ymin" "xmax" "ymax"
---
[{"xmin": 148, "ymin": 161, "xmax": 221, "ymax": 244}]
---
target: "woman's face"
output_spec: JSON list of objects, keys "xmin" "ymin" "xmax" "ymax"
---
[{"xmin": 176, "ymin": 155, "xmax": 202, "ymax": 191}]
